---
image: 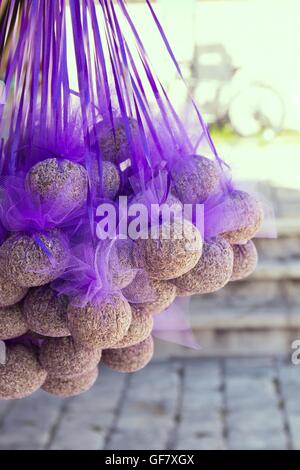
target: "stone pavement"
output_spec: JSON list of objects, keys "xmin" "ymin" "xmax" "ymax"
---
[{"xmin": 1, "ymin": 356, "xmax": 300, "ymax": 450}]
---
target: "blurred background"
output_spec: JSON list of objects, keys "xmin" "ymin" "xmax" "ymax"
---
[
  {"xmin": 124, "ymin": 0, "xmax": 300, "ymax": 359},
  {"xmin": 0, "ymin": 0, "xmax": 300, "ymax": 451}
]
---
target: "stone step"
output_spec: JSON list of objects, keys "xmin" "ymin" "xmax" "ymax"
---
[
  {"xmin": 190, "ymin": 305, "xmax": 289, "ymax": 330},
  {"xmin": 276, "ymin": 218, "xmax": 300, "ymax": 236},
  {"xmin": 189, "ymin": 302, "xmax": 300, "ymax": 330},
  {"xmin": 188, "ymin": 279, "xmax": 300, "ymax": 330},
  {"xmin": 256, "ymin": 237, "xmax": 300, "ymax": 261},
  {"xmin": 154, "ymin": 327, "xmax": 295, "ymax": 359},
  {"xmin": 191, "ymin": 278, "xmax": 298, "ymax": 312},
  {"xmin": 154, "ymin": 276, "xmax": 300, "ymax": 359},
  {"xmin": 252, "ymin": 260, "xmax": 300, "ymax": 280},
  {"xmin": 155, "ymin": 303, "xmax": 299, "ymax": 358},
  {"xmin": 255, "ymin": 218, "xmax": 300, "ymax": 261}
]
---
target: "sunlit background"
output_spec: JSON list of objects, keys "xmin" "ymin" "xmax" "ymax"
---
[{"xmin": 123, "ymin": 0, "xmax": 300, "ymax": 190}]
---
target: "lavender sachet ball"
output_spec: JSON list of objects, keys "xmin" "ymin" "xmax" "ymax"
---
[
  {"xmin": 172, "ymin": 237, "xmax": 234, "ymax": 296},
  {"xmin": 171, "ymin": 155, "xmax": 220, "ymax": 204},
  {"xmin": 103, "ymin": 336, "xmax": 154, "ymax": 373},
  {"xmin": 230, "ymin": 240, "xmax": 258, "ymax": 282},
  {"xmin": 0, "ymin": 270, "xmax": 28, "ymax": 307},
  {"xmin": 0, "ymin": 304, "xmax": 28, "ymax": 340},
  {"xmin": 133, "ymin": 219, "xmax": 202, "ymax": 281},
  {"xmin": 67, "ymin": 293, "xmax": 132, "ymax": 349},
  {"xmin": 91, "ymin": 117, "xmax": 139, "ymax": 164},
  {"xmin": 39, "ymin": 336, "xmax": 102, "ymax": 379},
  {"xmin": 42, "ymin": 367, "xmax": 98, "ymax": 398},
  {"xmin": 123, "ymin": 274, "xmax": 176, "ymax": 315},
  {"xmin": 220, "ymin": 190, "xmax": 264, "ymax": 244},
  {"xmin": 91, "ymin": 160, "xmax": 120, "ymax": 200},
  {"xmin": 111, "ymin": 304, "xmax": 153, "ymax": 349},
  {"xmin": 23, "ymin": 286, "xmax": 70, "ymax": 337},
  {"xmin": 26, "ymin": 157, "xmax": 88, "ymax": 211},
  {"xmin": 0, "ymin": 344, "xmax": 47, "ymax": 400},
  {"xmin": 0, "ymin": 230, "xmax": 69, "ymax": 288},
  {"xmin": 109, "ymin": 240, "xmax": 137, "ymax": 289},
  {"xmin": 102, "ymin": 161, "xmax": 121, "ymax": 200}
]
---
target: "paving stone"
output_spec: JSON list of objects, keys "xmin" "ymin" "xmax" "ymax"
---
[
  {"xmin": 228, "ymin": 431, "xmax": 287, "ymax": 450},
  {"xmin": 0, "ymin": 391, "xmax": 63, "ymax": 450},
  {"xmin": 225, "ymin": 357, "xmax": 275, "ymax": 377},
  {"xmin": 108, "ymin": 427, "xmax": 174, "ymax": 451},
  {"xmin": 286, "ymin": 417, "xmax": 300, "ymax": 450},
  {"xmin": 226, "ymin": 379, "xmax": 277, "ymax": 403},
  {"xmin": 183, "ymin": 360, "xmax": 222, "ymax": 391},
  {"xmin": 49, "ymin": 367, "xmax": 126, "ymax": 450},
  {"xmin": 278, "ymin": 362, "xmax": 300, "ymax": 449},
  {"xmin": 278, "ymin": 362, "xmax": 300, "ymax": 386},
  {"xmin": 175, "ymin": 360, "xmax": 225, "ymax": 450},
  {"xmin": 106, "ymin": 362, "xmax": 180, "ymax": 450},
  {"xmin": 0, "ymin": 357, "xmax": 299, "ymax": 450},
  {"xmin": 178, "ymin": 411, "xmax": 223, "ymax": 433},
  {"xmin": 225, "ymin": 359, "xmax": 288, "ymax": 450},
  {"xmin": 227, "ymin": 408, "xmax": 283, "ymax": 432},
  {"xmin": 176, "ymin": 411, "xmax": 225, "ymax": 450},
  {"xmin": 176, "ymin": 435, "xmax": 226, "ymax": 450},
  {"xmin": 0, "ymin": 401, "xmax": 12, "ymax": 422}
]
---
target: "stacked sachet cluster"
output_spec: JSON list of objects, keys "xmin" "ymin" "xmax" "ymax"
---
[{"xmin": 0, "ymin": 127, "xmax": 263, "ymax": 399}]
